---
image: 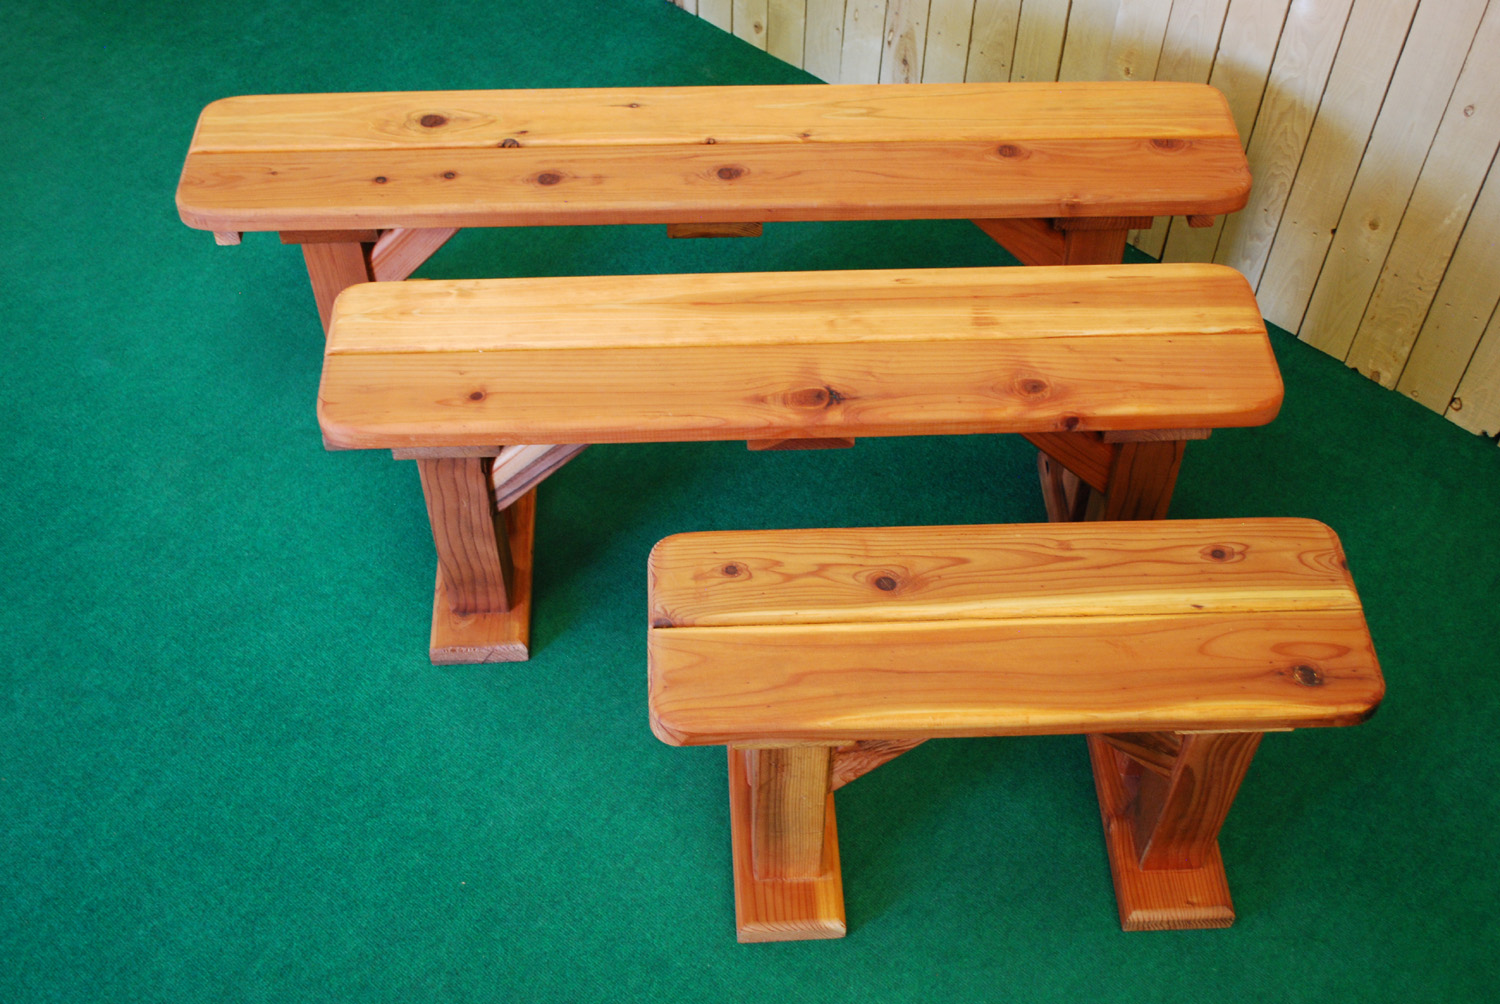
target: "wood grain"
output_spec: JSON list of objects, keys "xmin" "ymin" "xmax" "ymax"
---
[
  {"xmin": 368, "ymin": 226, "xmax": 458, "ymax": 281},
  {"xmin": 1297, "ymin": 0, "xmax": 1489, "ymax": 359},
  {"xmin": 1395, "ymin": 155, "xmax": 1500, "ymax": 410},
  {"xmin": 428, "ymin": 488, "xmax": 535, "ymax": 665},
  {"xmin": 963, "ymin": 0, "xmax": 1023, "ymax": 83},
  {"xmin": 740, "ymin": 745, "xmax": 832, "ymax": 879},
  {"xmin": 1213, "ymin": 0, "xmax": 1353, "ymax": 287},
  {"xmin": 1255, "ymin": 0, "xmax": 1418, "ymax": 331},
  {"xmin": 1134, "ymin": 731, "xmax": 1261, "ymax": 870},
  {"xmin": 728, "ymin": 747, "xmax": 846, "ymax": 941},
  {"xmin": 665, "ymin": 221, "xmax": 763, "ymax": 238},
  {"xmin": 178, "ymin": 83, "xmax": 1248, "ymax": 232},
  {"xmin": 318, "ymin": 264, "xmax": 1280, "ymax": 450},
  {"xmin": 1088, "ymin": 735, "xmax": 1235, "ymax": 930},
  {"xmin": 1160, "ymin": 0, "xmax": 1288, "ymax": 266},
  {"xmin": 1344, "ymin": 3, "xmax": 1500, "ymax": 388},
  {"xmin": 648, "ymin": 518, "xmax": 1362, "ymax": 627},
  {"xmin": 416, "ymin": 457, "xmax": 513, "ymax": 616},
  {"xmin": 301, "ymin": 240, "xmax": 371, "ymax": 335},
  {"xmin": 647, "ymin": 519, "xmax": 1383, "ymax": 746},
  {"xmin": 802, "ymin": 0, "xmax": 846, "ymax": 81}
]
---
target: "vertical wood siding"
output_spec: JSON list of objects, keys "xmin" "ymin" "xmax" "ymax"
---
[{"xmin": 671, "ymin": 0, "xmax": 1500, "ymax": 440}]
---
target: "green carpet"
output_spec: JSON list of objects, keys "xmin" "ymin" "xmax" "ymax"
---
[{"xmin": 3, "ymin": 1, "xmax": 1498, "ymax": 1000}]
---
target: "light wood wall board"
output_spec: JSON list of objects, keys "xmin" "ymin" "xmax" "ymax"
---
[
  {"xmin": 1214, "ymin": 0, "xmax": 1353, "ymax": 289},
  {"xmin": 805, "ymin": 0, "xmax": 848, "ymax": 79},
  {"xmin": 1296, "ymin": 0, "xmax": 1489, "ymax": 361},
  {"xmin": 963, "ymin": 0, "xmax": 1023, "ymax": 83},
  {"xmin": 1344, "ymin": 4, "xmax": 1500, "ymax": 389},
  {"xmin": 924, "ymin": 0, "xmax": 977, "ymax": 82},
  {"xmin": 1058, "ymin": 0, "xmax": 1125, "ymax": 82},
  {"xmin": 700, "ymin": 0, "xmax": 732, "ymax": 31},
  {"xmin": 1103, "ymin": 0, "xmax": 1174, "ymax": 83},
  {"xmin": 1131, "ymin": 0, "xmax": 1232, "ymax": 258},
  {"xmin": 1395, "ymin": 153, "xmax": 1500, "ymax": 413},
  {"xmin": 1450, "ymin": 308, "xmax": 1500, "ymax": 436},
  {"xmin": 842, "ymin": 1, "xmax": 889, "ymax": 83},
  {"xmin": 674, "ymin": 0, "xmax": 700, "ymax": 14},
  {"xmin": 1255, "ymin": 0, "xmax": 1419, "ymax": 332},
  {"xmin": 676, "ymin": 0, "xmax": 1500, "ymax": 441},
  {"xmin": 769, "ymin": 0, "xmax": 809, "ymax": 64},
  {"xmin": 1159, "ymin": 0, "xmax": 1290, "ymax": 266},
  {"xmin": 735, "ymin": 0, "xmax": 770, "ymax": 48},
  {"xmin": 1010, "ymin": 0, "xmax": 1071, "ymax": 82},
  {"xmin": 881, "ymin": 0, "xmax": 932, "ymax": 83}
]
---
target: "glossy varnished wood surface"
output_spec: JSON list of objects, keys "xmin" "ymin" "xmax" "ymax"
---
[
  {"xmin": 647, "ymin": 519, "xmax": 1383, "ymax": 745},
  {"xmin": 177, "ymin": 82, "xmax": 1249, "ymax": 231},
  {"xmin": 317, "ymin": 263, "xmax": 1280, "ymax": 449}
]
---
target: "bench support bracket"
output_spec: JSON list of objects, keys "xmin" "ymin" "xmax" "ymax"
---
[
  {"xmin": 1088, "ymin": 731, "xmax": 1263, "ymax": 931},
  {"xmin": 417, "ymin": 459, "xmax": 534, "ymax": 664},
  {"xmin": 727, "ymin": 745, "xmax": 847, "ymax": 943}
]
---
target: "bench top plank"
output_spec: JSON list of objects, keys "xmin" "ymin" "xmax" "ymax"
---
[
  {"xmin": 646, "ymin": 519, "xmax": 1383, "ymax": 745},
  {"xmin": 317, "ymin": 263, "xmax": 1281, "ymax": 449},
  {"xmin": 178, "ymin": 83, "xmax": 1250, "ymax": 231}
]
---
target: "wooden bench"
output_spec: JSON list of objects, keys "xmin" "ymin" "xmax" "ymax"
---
[
  {"xmin": 177, "ymin": 82, "xmax": 1249, "ymax": 332},
  {"xmin": 647, "ymin": 518, "xmax": 1384, "ymax": 941},
  {"xmin": 318, "ymin": 263, "xmax": 1282, "ymax": 663}
]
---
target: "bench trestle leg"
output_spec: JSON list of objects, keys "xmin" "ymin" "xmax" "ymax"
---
[
  {"xmin": 728, "ymin": 746, "xmax": 846, "ymax": 943},
  {"xmin": 417, "ymin": 458, "xmax": 534, "ymax": 664},
  {"xmin": 300, "ymin": 239, "xmax": 374, "ymax": 336},
  {"xmin": 1088, "ymin": 731, "xmax": 1263, "ymax": 931}
]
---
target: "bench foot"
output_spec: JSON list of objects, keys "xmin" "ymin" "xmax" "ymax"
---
[
  {"xmin": 1087, "ymin": 735, "xmax": 1235, "ymax": 931},
  {"xmin": 728, "ymin": 748, "xmax": 846, "ymax": 943},
  {"xmin": 428, "ymin": 488, "xmax": 536, "ymax": 664}
]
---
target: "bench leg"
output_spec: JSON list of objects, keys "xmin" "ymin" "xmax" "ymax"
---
[
  {"xmin": 1088, "ymin": 731, "xmax": 1263, "ymax": 931},
  {"xmin": 1029, "ymin": 434, "xmax": 1190, "ymax": 523},
  {"xmin": 417, "ymin": 458, "xmax": 534, "ymax": 664},
  {"xmin": 728, "ymin": 746, "xmax": 846, "ymax": 943}
]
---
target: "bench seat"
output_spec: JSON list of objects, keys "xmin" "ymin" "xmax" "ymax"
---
[
  {"xmin": 317, "ymin": 263, "xmax": 1281, "ymax": 663},
  {"xmin": 647, "ymin": 518, "xmax": 1382, "ymax": 939},
  {"xmin": 178, "ymin": 82, "xmax": 1248, "ymax": 233}
]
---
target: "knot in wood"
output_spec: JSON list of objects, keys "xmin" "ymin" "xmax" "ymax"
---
[
  {"xmin": 536, "ymin": 172, "xmax": 563, "ymax": 186},
  {"xmin": 1014, "ymin": 376, "xmax": 1049, "ymax": 398},
  {"xmin": 1291, "ymin": 664, "xmax": 1324, "ymax": 687},
  {"xmin": 716, "ymin": 165, "xmax": 745, "ymax": 181},
  {"xmin": 419, "ymin": 114, "xmax": 448, "ymax": 128},
  {"xmin": 468, "ymin": 390, "xmax": 486, "ymax": 401},
  {"xmin": 442, "ymin": 171, "xmax": 457, "ymax": 180},
  {"xmin": 874, "ymin": 575, "xmax": 898, "ymax": 592},
  {"xmin": 1200, "ymin": 543, "xmax": 1242, "ymax": 563},
  {"xmin": 787, "ymin": 385, "xmax": 843, "ymax": 409},
  {"xmin": 1151, "ymin": 138, "xmax": 1187, "ymax": 152},
  {"xmin": 996, "ymin": 143, "xmax": 1027, "ymax": 159},
  {"xmin": 500, "ymin": 138, "xmax": 521, "ymax": 148},
  {"xmin": 373, "ymin": 176, "xmax": 388, "ymax": 184},
  {"xmin": 721, "ymin": 563, "xmax": 741, "ymax": 577}
]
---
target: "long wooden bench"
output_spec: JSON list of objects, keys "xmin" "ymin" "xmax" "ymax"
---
[
  {"xmin": 317, "ymin": 263, "xmax": 1282, "ymax": 663},
  {"xmin": 646, "ymin": 518, "xmax": 1384, "ymax": 941},
  {"xmin": 178, "ymin": 83, "xmax": 1250, "ymax": 334}
]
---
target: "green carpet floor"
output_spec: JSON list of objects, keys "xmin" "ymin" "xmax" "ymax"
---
[{"xmin": 4, "ymin": 1, "xmax": 1498, "ymax": 1000}]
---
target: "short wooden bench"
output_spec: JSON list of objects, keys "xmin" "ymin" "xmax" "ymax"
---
[
  {"xmin": 318, "ymin": 263, "xmax": 1282, "ymax": 663},
  {"xmin": 178, "ymin": 83, "xmax": 1250, "ymax": 332},
  {"xmin": 647, "ymin": 518, "xmax": 1383, "ymax": 941}
]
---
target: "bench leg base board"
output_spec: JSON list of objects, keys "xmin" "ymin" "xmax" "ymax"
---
[
  {"xmin": 1087, "ymin": 736, "xmax": 1235, "ymax": 931},
  {"xmin": 428, "ymin": 489, "xmax": 536, "ymax": 665},
  {"xmin": 728, "ymin": 748, "xmax": 846, "ymax": 943}
]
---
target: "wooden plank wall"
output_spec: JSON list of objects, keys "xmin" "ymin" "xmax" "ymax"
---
[{"xmin": 672, "ymin": 0, "xmax": 1500, "ymax": 441}]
